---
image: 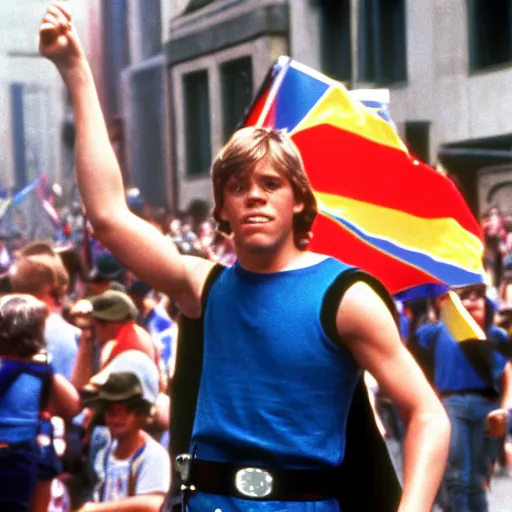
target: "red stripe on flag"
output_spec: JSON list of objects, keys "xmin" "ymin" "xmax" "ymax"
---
[
  {"xmin": 309, "ymin": 214, "xmax": 441, "ymax": 294},
  {"xmin": 292, "ymin": 125, "xmax": 481, "ymax": 238}
]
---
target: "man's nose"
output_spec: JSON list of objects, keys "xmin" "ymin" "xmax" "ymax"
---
[{"xmin": 246, "ymin": 183, "xmax": 266, "ymax": 203}]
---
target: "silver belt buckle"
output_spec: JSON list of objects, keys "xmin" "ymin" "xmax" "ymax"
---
[{"xmin": 235, "ymin": 467, "xmax": 273, "ymax": 498}]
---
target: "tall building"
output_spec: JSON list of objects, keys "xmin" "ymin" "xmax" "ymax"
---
[
  {"xmin": 162, "ymin": 0, "xmax": 512, "ymax": 218},
  {"xmin": 0, "ymin": 0, "xmax": 100, "ymax": 195}
]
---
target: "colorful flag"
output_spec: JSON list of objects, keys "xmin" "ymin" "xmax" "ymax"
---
[
  {"xmin": 243, "ymin": 57, "xmax": 485, "ymax": 295},
  {"xmin": 1, "ymin": 176, "xmax": 63, "ymax": 241}
]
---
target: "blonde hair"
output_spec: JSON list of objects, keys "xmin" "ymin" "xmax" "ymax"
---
[{"xmin": 211, "ymin": 127, "xmax": 317, "ymax": 249}]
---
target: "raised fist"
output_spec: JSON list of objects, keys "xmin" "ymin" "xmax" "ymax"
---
[{"xmin": 39, "ymin": 2, "xmax": 83, "ymax": 68}]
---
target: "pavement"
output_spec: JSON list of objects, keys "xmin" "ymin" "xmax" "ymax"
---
[
  {"xmin": 386, "ymin": 439, "xmax": 512, "ymax": 511},
  {"xmin": 490, "ymin": 471, "xmax": 512, "ymax": 512}
]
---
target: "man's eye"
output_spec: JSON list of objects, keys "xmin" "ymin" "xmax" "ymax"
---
[
  {"xmin": 265, "ymin": 180, "xmax": 280, "ymax": 191},
  {"xmin": 231, "ymin": 183, "xmax": 245, "ymax": 194}
]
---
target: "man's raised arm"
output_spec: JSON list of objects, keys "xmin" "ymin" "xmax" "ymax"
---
[{"xmin": 38, "ymin": 3, "xmax": 213, "ymax": 316}]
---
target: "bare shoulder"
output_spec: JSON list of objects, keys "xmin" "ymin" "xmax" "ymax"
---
[{"xmin": 337, "ymin": 281, "xmax": 394, "ymax": 333}]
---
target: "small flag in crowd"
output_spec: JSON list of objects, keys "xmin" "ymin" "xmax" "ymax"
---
[
  {"xmin": 0, "ymin": 175, "xmax": 63, "ymax": 241},
  {"xmin": 243, "ymin": 57, "xmax": 485, "ymax": 296}
]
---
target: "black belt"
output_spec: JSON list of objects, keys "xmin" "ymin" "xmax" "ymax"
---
[
  {"xmin": 187, "ymin": 459, "xmax": 337, "ymax": 501},
  {"xmin": 439, "ymin": 388, "xmax": 498, "ymax": 399}
]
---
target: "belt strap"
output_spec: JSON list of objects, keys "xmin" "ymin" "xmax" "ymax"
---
[{"xmin": 189, "ymin": 459, "xmax": 337, "ymax": 501}]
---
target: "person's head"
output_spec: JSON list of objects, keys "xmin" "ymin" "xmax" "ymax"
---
[
  {"xmin": 88, "ymin": 289, "xmax": 138, "ymax": 342},
  {"xmin": 211, "ymin": 127, "xmax": 317, "ymax": 253},
  {"xmin": 9, "ymin": 249, "xmax": 69, "ymax": 307},
  {"xmin": 83, "ymin": 350, "xmax": 159, "ymax": 438},
  {"xmin": 127, "ymin": 280, "xmax": 152, "ymax": 311},
  {"xmin": 452, "ymin": 283, "xmax": 488, "ymax": 329},
  {"xmin": 0, "ymin": 294, "xmax": 48, "ymax": 358},
  {"xmin": 87, "ymin": 252, "xmax": 125, "ymax": 295}
]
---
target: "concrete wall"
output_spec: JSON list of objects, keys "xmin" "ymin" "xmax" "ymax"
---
[
  {"xmin": 0, "ymin": 0, "xmax": 99, "ymax": 192},
  {"xmin": 381, "ymin": 0, "xmax": 512, "ymax": 161},
  {"xmin": 166, "ymin": 0, "xmax": 288, "ymax": 210}
]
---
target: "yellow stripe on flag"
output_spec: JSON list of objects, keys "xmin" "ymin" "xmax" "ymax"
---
[
  {"xmin": 315, "ymin": 191, "xmax": 484, "ymax": 275},
  {"xmin": 439, "ymin": 291, "xmax": 486, "ymax": 342},
  {"xmin": 291, "ymin": 85, "xmax": 408, "ymax": 153}
]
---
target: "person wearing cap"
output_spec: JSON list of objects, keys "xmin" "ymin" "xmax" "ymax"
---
[
  {"xmin": 71, "ymin": 290, "xmax": 169, "ymax": 445},
  {"xmin": 86, "ymin": 252, "xmax": 126, "ymax": 297},
  {"xmin": 89, "ymin": 290, "xmax": 156, "ymax": 368},
  {"xmin": 78, "ymin": 351, "xmax": 170, "ymax": 511},
  {"xmin": 410, "ymin": 284, "xmax": 512, "ymax": 510}
]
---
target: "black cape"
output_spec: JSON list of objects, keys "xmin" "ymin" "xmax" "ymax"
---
[{"xmin": 166, "ymin": 266, "xmax": 402, "ymax": 512}]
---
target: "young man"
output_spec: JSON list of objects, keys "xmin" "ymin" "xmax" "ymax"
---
[
  {"xmin": 71, "ymin": 290, "xmax": 157, "ymax": 390},
  {"xmin": 411, "ymin": 285, "xmax": 512, "ymax": 511},
  {"xmin": 40, "ymin": 4, "xmax": 450, "ymax": 511},
  {"xmin": 79, "ymin": 351, "xmax": 170, "ymax": 512}
]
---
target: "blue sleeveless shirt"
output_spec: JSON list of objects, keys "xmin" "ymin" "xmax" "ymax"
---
[
  {"xmin": 189, "ymin": 258, "xmax": 362, "ymax": 512},
  {"xmin": 0, "ymin": 359, "xmax": 50, "ymax": 443}
]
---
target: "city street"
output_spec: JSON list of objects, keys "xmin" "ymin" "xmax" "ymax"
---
[{"xmin": 490, "ymin": 473, "xmax": 512, "ymax": 512}]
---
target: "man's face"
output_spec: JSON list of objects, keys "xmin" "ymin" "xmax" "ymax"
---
[
  {"xmin": 93, "ymin": 318, "xmax": 113, "ymax": 343},
  {"xmin": 219, "ymin": 161, "xmax": 304, "ymax": 254},
  {"xmin": 455, "ymin": 285, "xmax": 487, "ymax": 327},
  {"xmin": 104, "ymin": 402, "xmax": 138, "ymax": 438}
]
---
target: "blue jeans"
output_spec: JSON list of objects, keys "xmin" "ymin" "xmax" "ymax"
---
[
  {"xmin": 442, "ymin": 393, "xmax": 497, "ymax": 512},
  {"xmin": 0, "ymin": 440, "xmax": 39, "ymax": 511}
]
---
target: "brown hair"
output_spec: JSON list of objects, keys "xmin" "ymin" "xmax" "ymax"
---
[
  {"xmin": 9, "ymin": 254, "xmax": 69, "ymax": 301},
  {"xmin": 0, "ymin": 294, "xmax": 48, "ymax": 358},
  {"xmin": 211, "ymin": 126, "xmax": 317, "ymax": 250}
]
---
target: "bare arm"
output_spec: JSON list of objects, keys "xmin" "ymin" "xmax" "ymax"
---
[
  {"xmin": 71, "ymin": 329, "xmax": 96, "ymax": 390},
  {"xmin": 501, "ymin": 361, "xmax": 512, "ymax": 409},
  {"xmin": 487, "ymin": 361, "xmax": 512, "ymax": 438},
  {"xmin": 50, "ymin": 373, "xmax": 81, "ymax": 420},
  {"xmin": 338, "ymin": 282, "xmax": 450, "ymax": 512},
  {"xmin": 38, "ymin": 3, "xmax": 212, "ymax": 317},
  {"xmin": 78, "ymin": 493, "xmax": 164, "ymax": 512}
]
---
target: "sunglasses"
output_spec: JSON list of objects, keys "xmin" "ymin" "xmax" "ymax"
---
[{"xmin": 454, "ymin": 286, "xmax": 486, "ymax": 301}]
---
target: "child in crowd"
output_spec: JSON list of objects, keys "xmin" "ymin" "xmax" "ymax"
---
[
  {"xmin": 0, "ymin": 294, "xmax": 79, "ymax": 511},
  {"xmin": 78, "ymin": 351, "xmax": 170, "ymax": 512}
]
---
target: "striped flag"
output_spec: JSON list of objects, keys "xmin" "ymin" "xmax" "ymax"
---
[{"xmin": 243, "ymin": 57, "xmax": 485, "ymax": 295}]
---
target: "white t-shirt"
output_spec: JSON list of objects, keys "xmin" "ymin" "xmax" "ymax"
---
[{"xmin": 94, "ymin": 434, "xmax": 170, "ymax": 502}]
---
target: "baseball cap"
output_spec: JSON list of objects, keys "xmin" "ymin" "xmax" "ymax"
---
[
  {"xmin": 88, "ymin": 290, "xmax": 138, "ymax": 322},
  {"xmin": 84, "ymin": 350, "xmax": 159, "ymax": 406},
  {"xmin": 88, "ymin": 252, "xmax": 124, "ymax": 283}
]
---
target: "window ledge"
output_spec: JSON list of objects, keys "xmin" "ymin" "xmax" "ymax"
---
[{"xmin": 469, "ymin": 60, "xmax": 512, "ymax": 77}]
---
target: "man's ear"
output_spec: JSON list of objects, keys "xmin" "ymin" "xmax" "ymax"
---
[{"xmin": 293, "ymin": 201, "xmax": 305, "ymax": 214}]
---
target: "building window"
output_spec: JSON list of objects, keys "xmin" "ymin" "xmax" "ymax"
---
[
  {"xmin": 404, "ymin": 121, "xmax": 430, "ymax": 164},
  {"xmin": 468, "ymin": 0, "xmax": 512, "ymax": 71},
  {"xmin": 183, "ymin": 70, "xmax": 211, "ymax": 177},
  {"xmin": 319, "ymin": 0, "xmax": 352, "ymax": 83},
  {"xmin": 184, "ymin": 0, "xmax": 216, "ymax": 14},
  {"xmin": 358, "ymin": 0, "xmax": 407, "ymax": 85},
  {"xmin": 221, "ymin": 57, "xmax": 253, "ymax": 142}
]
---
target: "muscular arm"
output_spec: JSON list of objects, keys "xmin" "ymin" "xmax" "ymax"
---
[
  {"xmin": 39, "ymin": 3, "xmax": 213, "ymax": 317},
  {"xmin": 337, "ymin": 281, "xmax": 450, "ymax": 512}
]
